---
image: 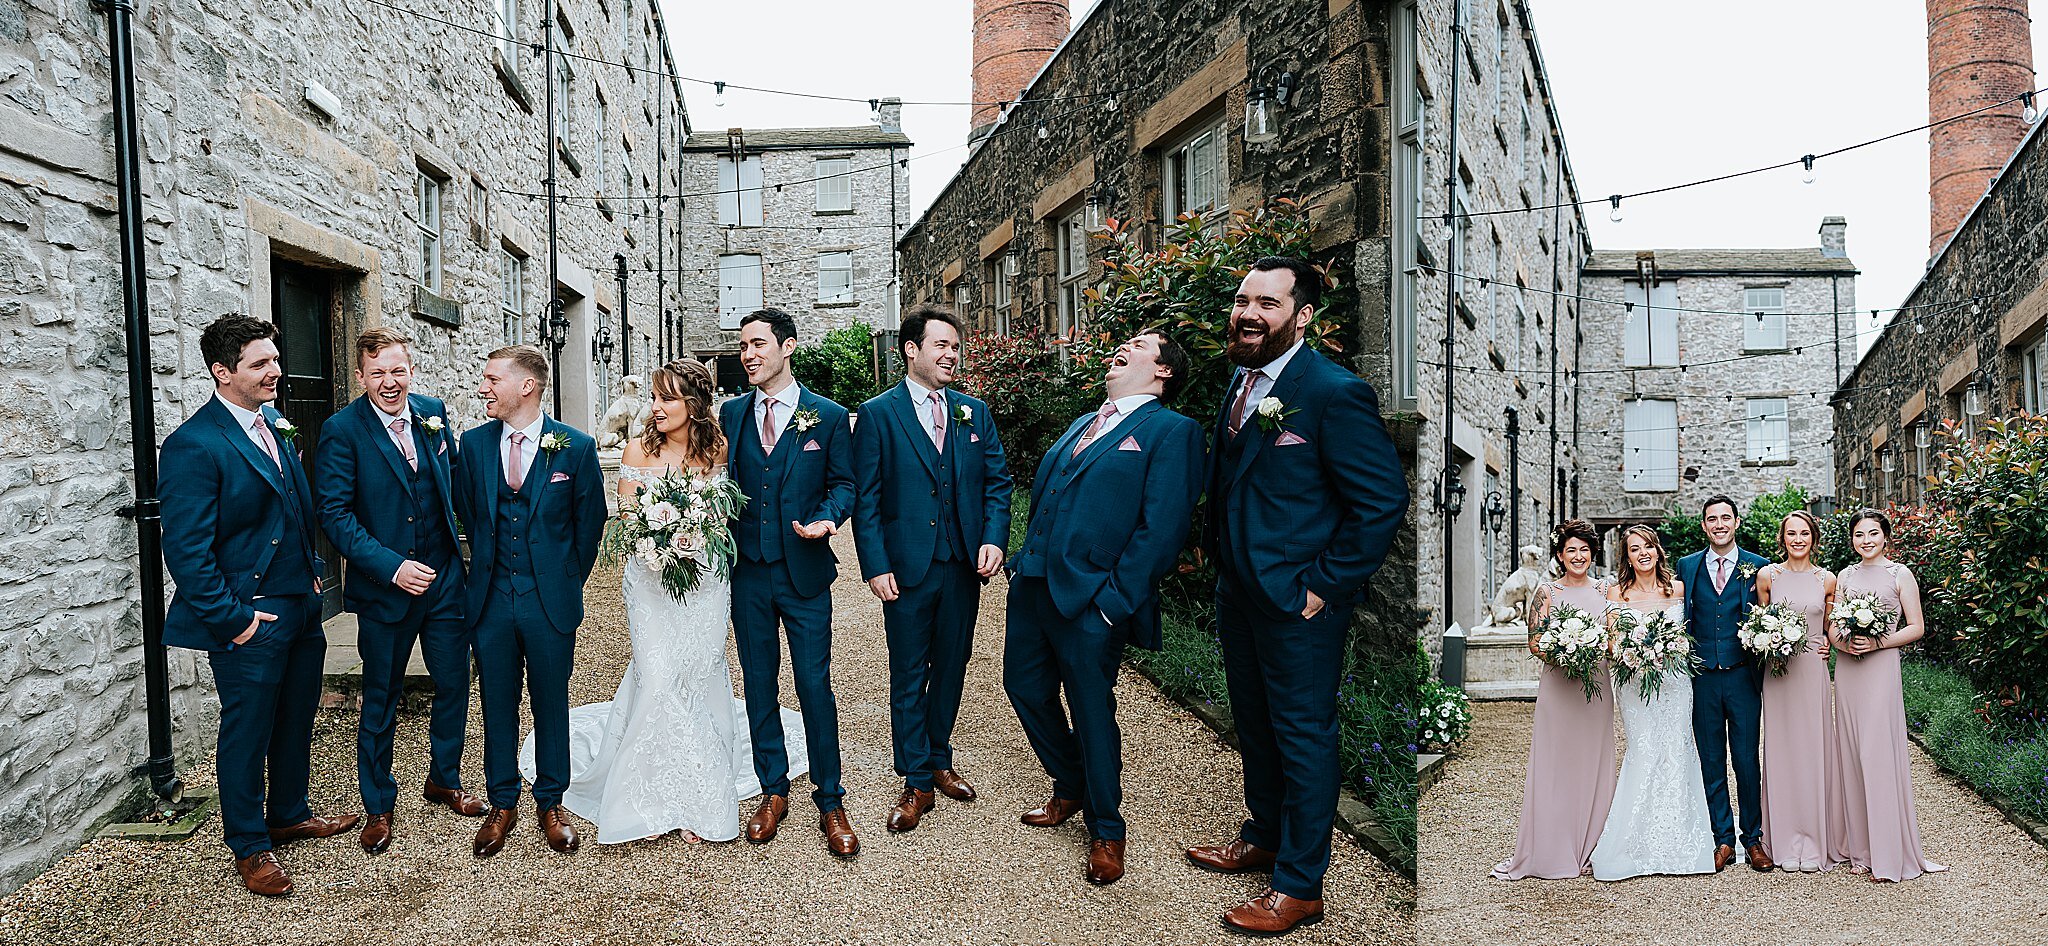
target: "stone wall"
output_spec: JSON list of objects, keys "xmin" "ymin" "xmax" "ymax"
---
[{"xmin": 0, "ymin": 0, "xmax": 689, "ymax": 892}]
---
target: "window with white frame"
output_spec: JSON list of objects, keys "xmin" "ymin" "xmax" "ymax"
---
[
  {"xmin": 1163, "ymin": 113, "xmax": 1229, "ymax": 224},
  {"xmin": 718, "ymin": 154, "xmax": 763, "ymax": 226},
  {"xmin": 500, "ymin": 248, "xmax": 525, "ymax": 344},
  {"xmin": 1519, "ymin": 102, "xmax": 1532, "ymax": 173},
  {"xmin": 1494, "ymin": 7, "xmax": 1509, "ymax": 121},
  {"xmin": 552, "ymin": 29, "xmax": 574, "ymax": 156},
  {"xmin": 1623, "ymin": 279, "xmax": 1679, "ymax": 367},
  {"xmin": 817, "ymin": 251, "xmax": 853, "ymax": 303},
  {"xmin": 815, "ymin": 157, "xmax": 852, "ymax": 212},
  {"xmin": 494, "ymin": 0, "xmax": 519, "ymax": 67},
  {"xmin": 1392, "ymin": 0, "xmax": 1424, "ymax": 404},
  {"xmin": 718, "ymin": 254, "xmax": 761, "ymax": 329},
  {"xmin": 1623, "ymin": 398, "xmax": 1680, "ymax": 491},
  {"xmin": 415, "ymin": 170, "xmax": 442, "ymax": 293},
  {"xmin": 469, "ymin": 176, "xmax": 488, "ymax": 234},
  {"xmin": 1488, "ymin": 232, "xmax": 1502, "ymax": 342},
  {"xmin": 1746, "ymin": 397, "xmax": 1790, "ymax": 462},
  {"xmin": 593, "ymin": 91, "xmax": 607, "ymax": 184},
  {"xmin": 1513, "ymin": 299, "xmax": 1528, "ymax": 372},
  {"xmin": 1057, "ymin": 207, "xmax": 1089, "ymax": 341},
  {"xmin": 1743, "ymin": 286, "xmax": 1787, "ymax": 351},
  {"xmin": 985, "ymin": 254, "xmax": 1014, "ymax": 333},
  {"xmin": 2024, "ymin": 337, "xmax": 2047, "ymax": 414}
]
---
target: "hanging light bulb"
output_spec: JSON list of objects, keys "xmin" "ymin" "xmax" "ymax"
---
[
  {"xmin": 1037, "ymin": 126, "xmax": 1049, "ymax": 140},
  {"xmin": 1800, "ymin": 154, "xmax": 1816, "ymax": 185},
  {"xmin": 1608, "ymin": 194, "xmax": 1624, "ymax": 223},
  {"xmin": 2024, "ymin": 92, "xmax": 2040, "ymax": 124},
  {"xmin": 714, "ymin": 81, "xmax": 726, "ymax": 108}
]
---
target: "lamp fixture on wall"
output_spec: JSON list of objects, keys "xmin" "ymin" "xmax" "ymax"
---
[
  {"xmin": 1244, "ymin": 66, "xmax": 1299, "ymax": 146},
  {"xmin": 1085, "ymin": 185, "xmax": 1116, "ymax": 230},
  {"xmin": 1853, "ymin": 463, "xmax": 1868, "ymax": 491},
  {"xmin": 1915, "ymin": 420, "xmax": 1932, "ymax": 449},
  {"xmin": 1482, "ymin": 489, "xmax": 1507, "ymax": 537},
  {"xmin": 1965, "ymin": 378, "xmax": 1988, "ymax": 417},
  {"xmin": 593, "ymin": 323, "xmax": 615, "ymax": 366},
  {"xmin": 1433, "ymin": 469, "xmax": 1467, "ymax": 519}
]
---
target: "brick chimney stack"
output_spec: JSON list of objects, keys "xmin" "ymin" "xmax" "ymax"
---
[
  {"xmin": 1927, "ymin": 0, "xmax": 2035, "ymax": 256},
  {"xmin": 971, "ymin": 0, "xmax": 1070, "ymax": 142}
]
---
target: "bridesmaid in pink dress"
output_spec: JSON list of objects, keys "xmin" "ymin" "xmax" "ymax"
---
[
  {"xmin": 1492, "ymin": 520, "xmax": 1618, "ymax": 880},
  {"xmin": 1754, "ymin": 510, "xmax": 1837, "ymax": 871},
  {"xmin": 1829, "ymin": 509, "xmax": 1947, "ymax": 882}
]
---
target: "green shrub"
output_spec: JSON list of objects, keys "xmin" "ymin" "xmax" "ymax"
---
[
  {"xmin": 1656, "ymin": 482, "xmax": 1812, "ymax": 563},
  {"xmin": 957, "ymin": 328, "xmax": 1099, "ymax": 481},
  {"xmin": 1903, "ymin": 658, "xmax": 2048, "ymax": 826},
  {"xmin": 790, "ymin": 325, "xmax": 879, "ymax": 410}
]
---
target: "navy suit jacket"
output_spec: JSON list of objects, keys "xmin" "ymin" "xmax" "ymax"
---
[
  {"xmin": 159, "ymin": 397, "xmax": 325, "ymax": 652},
  {"xmin": 451, "ymin": 417, "xmax": 607, "ymax": 635},
  {"xmin": 1679, "ymin": 547, "xmax": 1771, "ymax": 670},
  {"xmin": 1018, "ymin": 400, "xmax": 1206, "ymax": 650},
  {"xmin": 313, "ymin": 393, "xmax": 465, "ymax": 624},
  {"xmin": 1205, "ymin": 346, "xmax": 1409, "ymax": 621},
  {"xmin": 852, "ymin": 381, "xmax": 1013, "ymax": 587},
  {"xmin": 720, "ymin": 385, "xmax": 856, "ymax": 599}
]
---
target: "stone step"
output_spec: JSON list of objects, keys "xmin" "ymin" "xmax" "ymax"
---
[
  {"xmin": 319, "ymin": 612, "xmax": 450, "ymax": 710},
  {"xmin": 1464, "ymin": 679, "xmax": 1539, "ymax": 701},
  {"xmin": 1461, "ymin": 624, "xmax": 1543, "ymax": 690}
]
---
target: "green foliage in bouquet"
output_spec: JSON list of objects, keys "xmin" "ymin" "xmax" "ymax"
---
[{"xmin": 601, "ymin": 471, "xmax": 748, "ymax": 601}]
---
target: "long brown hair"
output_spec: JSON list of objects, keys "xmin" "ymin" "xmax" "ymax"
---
[
  {"xmin": 642, "ymin": 359, "xmax": 725, "ymax": 468},
  {"xmin": 1616, "ymin": 523, "xmax": 1677, "ymax": 599}
]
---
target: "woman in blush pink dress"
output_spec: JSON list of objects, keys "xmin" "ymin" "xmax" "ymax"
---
[
  {"xmin": 1830, "ymin": 509, "xmax": 1947, "ymax": 882},
  {"xmin": 1754, "ymin": 510, "xmax": 1836, "ymax": 872},
  {"xmin": 1492, "ymin": 520, "xmax": 1618, "ymax": 880}
]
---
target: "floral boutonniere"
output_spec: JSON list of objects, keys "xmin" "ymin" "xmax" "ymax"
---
[
  {"xmin": 1253, "ymin": 396, "xmax": 1298, "ymax": 434},
  {"xmin": 272, "ymin": 417, "xmax": 299, "ymax": 442},
  {"xmin": 790, "ymin": 408, "xmax": 821, "ymax": 433},
  {"xmin": 421, "ymin": 416, "xmax": 445, "ymax": 436},
  {"xmin": 954, "ymin": 403, "xmax": 974, "ymax": 426},
  {"xmin": 1737, "ymin": 563, "xmax": 1758, "ymax": 582},
  {"xmin": 539, "ymin": 431, "xmax": 570, "ymax": 454}
]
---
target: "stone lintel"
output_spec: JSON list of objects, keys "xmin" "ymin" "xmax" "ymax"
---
[
  {"xmin": 941, "ymin": 259, "xmax": 964, "ymax": 287},
  {"xmin": 1997, "ymin": 277, "xmax": 2048, "ymax": 348},
  {"xmin": 977, "ymin": 218, "xmax": 1016, "ymax": 260},
  {"xmin": 1899, "ymin": 389, "xmax": 1928, "ymax": 428},
  {"xmin": 1032, "ymin": 157, "xmax": 1095, "ymax": 221},
  {"xmin": 1135, "ymin": 38, "xmax": 1250, "ymax": 151},
  {"xmin": 0, "ymin": 102, "xmax": 114, "ymax": 183},
  {"xmin": 1937, "ymin": 347, "xmax": 1980, "ymax": 394},
  {"xmin": 1870, "ymin": 422, "xmax": 1889, "ymax": 452}
]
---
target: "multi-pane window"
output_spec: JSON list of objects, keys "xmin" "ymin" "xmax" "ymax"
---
[
  {"xmin": 2023, "ymin": 338, "xmax": 2047, "ymax": 414},
  {"xmin": 1392, "ymin": 0, "xmax": 1424, "ymax": 404},
  {"xmin": 500, "ymin": 249, "xmax": 525, "ymax": 344},
  {"xmin": 593, "ymin": 91, "xmax": 607, "ymax": 184},
  {"xmin": 494, "ymin": 0, "xmax": 519, "ymax": 66},
  {"xmin": 718, "ymin": 254, "xmax": 761, "ymax": 329},
  {"xmin": 552, "ymin": 28, "xmax": 574, "ymax": 157},
  {"xmin": 1743, "ymin": 287, "xmax": 1788, "ymax": 351},
  {"xmin": 718, "ymin": 154, "xmax": 763, "ymax": 226},
  {"xmin": 469, "ymin": 176, "xmax": 488, "ymax": 235},
  {"xmin": 815, "ymin": 158, "xmax": 852, "ymax": 212},
  {"xmin": 1519, "ymin": 102, "xmax": 1533, "ymax": 172},
  {"xmin": 1513, "ymin": 299, "xmax": 1527, "ymax": 372},
  {"xmin": 1623, "ymin": 280, "xmax": 1679, "ymax": 367},
  {"xmin": 1623, "ymin": 398, "xmax": 1680, "ymax": 491},
  {"xmin": 415, "ymin": 171, "xmax": 442, "ymax": 293},
  {"xmin": 1057, "ymin": 207, "xmax": 1089, "ymax": 341},
  {"xmin": 817, "ymin": 251, "xmax": 853, "ymax": 303},
  {"xmin": 1746, "ymin": 398, "xmax": 1790, "ymax": 462},
  {"xmin": 1163, "ymin": 114, "xmax": 1229, "ymax": 223}
]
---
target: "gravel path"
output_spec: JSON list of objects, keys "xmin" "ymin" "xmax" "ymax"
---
[
  {"xmin": 1, "ymin": 534, "xmax": 1409, "ymax": 945},
  {"xmin": 1418, "ymin": 700, "xmax": 2048, "ymax": 945}
]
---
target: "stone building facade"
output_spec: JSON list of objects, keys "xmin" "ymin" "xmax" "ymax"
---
[
  {"xmin": 0, "ymin": 0, "xmax": 688, "ymax": 891},
  {"xmin": 676, "ymin": 105, "xmax": 911, "ymax": 393},
  {"xmin": 1579, "ymin": 224, "xmax": 1857, "ymax": 534}
]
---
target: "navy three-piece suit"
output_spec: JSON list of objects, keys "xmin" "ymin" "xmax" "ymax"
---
[
  {"xmin": 721, "ymin": 385, "xmax": 856, "ymax": 812},
  {"xmin": 1004, "ymin": 398, "xmax": 1205, "ymax": 841},
  {"xmin": 313, "ymin": 394, "xmax": 471, "ymax": 816},
  {"xmin": 853, "ymin": 381, "xmax": 1012, "ymax": 792},
  {"xmin": 1678, "ymin": 546, "xmax": 1772, "ymax": 850},
  {"xmin": 160, "ymin": 396, "xmax": 326, "ymax": 859},
  {"xmin": 1206, "ymin": 345, "xmax": 1408, "ymax": 901}
]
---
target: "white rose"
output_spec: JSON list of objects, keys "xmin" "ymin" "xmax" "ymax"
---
[
  {"xmin": 1257, "ymin": 396, "xmax": 1284, "ymax": 418},
  {"xmin": 648, "ymin": 501, "xmax": 681, "ymax": 527},
  {"xmin": 1856, "ymin": 608, "xmax": 1875, "ymax": 625},
  {"xmin": 635, "ymin": 537, "xmax": 656, "ymax": 555}
]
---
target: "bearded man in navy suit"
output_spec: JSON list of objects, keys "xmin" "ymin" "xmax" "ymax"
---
[{"xmin": 1185, "ymin": 257, "xmax": 1408, "ymax": 937}]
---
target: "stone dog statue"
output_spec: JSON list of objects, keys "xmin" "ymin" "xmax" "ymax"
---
[
  {"xmin": 596, "ymin": 374, "xmax": 650, "ymax": 450},
  {"xmin": 1485, "ymin": 544, "xmax": 1549, "ymax": 628}
]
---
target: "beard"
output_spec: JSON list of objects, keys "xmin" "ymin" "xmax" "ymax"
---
[{"xmin": 1226, "ymin": 316, "xmax": 1302, "ymax": 367}]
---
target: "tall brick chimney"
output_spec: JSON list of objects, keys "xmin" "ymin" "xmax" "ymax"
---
[
  {"xmin": 1927, "ymin": 0, "xmax": 2035, "ymax": 255},
  {"xmin": 971, "ymin": 0, "xmax": 1071, "ymax": 142}
]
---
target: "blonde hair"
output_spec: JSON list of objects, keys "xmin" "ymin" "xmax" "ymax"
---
[
  {"xmin": 642, "ymin": 359, "xmax": 724, "ymax": 468},
  {"xmin": 1616, "ymin": 524, "xmax": 1677, "ymax": 598},
  {"xmin": 486, "ymin": 345, "xmax": 550, "ymax": 394}
]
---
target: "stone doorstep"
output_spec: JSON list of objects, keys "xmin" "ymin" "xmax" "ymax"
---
[
  {"xmin": 1462, "ymin": 680, "xmax": 1539, "ymax": 701},
  {"xmin": 96, "ymin": 789, "xmax": 221, "ymax": 842},
  {"xmin": 1906, "ymin": 730, "xmax": 2048, "ymax": 853},
  {"xmin": 319, "ymin": 612, "xmax": 451, "ymax": 709}
]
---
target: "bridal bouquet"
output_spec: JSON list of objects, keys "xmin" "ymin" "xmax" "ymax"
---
[
  {"xmin": 1737, "ymin": 602, "xmax": 1811, "ymax": 676},
  {"xmin": 1534, "ymin": 603, "xmax": 1606, "ymax": 701},
  {"xmin": 603, "ymin": 469, "xmax": 747, "ymax": 601},
  {"xmin": 1830, "ymin": 590, "xmax": 1897, "ymax": 654},
  {"xmin": 1609, "ymin": 608, "xmax": 1700, "ymax": 701}
]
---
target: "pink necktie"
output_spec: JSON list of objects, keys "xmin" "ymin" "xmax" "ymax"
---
[
  {"xmin": 506, "ymin": 432, "xmax": 528, "ymax": 491},
  {"xmin": 1073, "ymin": 402, "xmax": 1119, "ymax": 457},
  {"xmin": 1228, "ymin": 370, "xmax": 1265, "ymax": 435},
  {"xmin": 928, "ymin": 393, "xmax": 947, "ymax": 452},
  {"xmin": 252, "ymin": 418, "xmax": 282, "ymax": 469},
  {"xmin": 390, "ymin": 417, "xmax": 417, "ymax": 470},
  {"xmin": 1714, "ymin": 557, "xmax": 1728, "ymax": 593},
  {"xmin": 759, "ymin": 395, "xmax": 780, "ymax": 455}
]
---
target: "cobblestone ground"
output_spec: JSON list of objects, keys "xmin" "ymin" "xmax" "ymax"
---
[
  {"xmin": 1419, "ymin": 700, "xmax": 2048, "ymax": 946},
  {"xmin": 1, "ymin": 535, "xmax": 1410, "ymax": 945}
]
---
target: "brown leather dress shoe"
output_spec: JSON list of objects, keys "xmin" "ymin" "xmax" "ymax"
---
[
  {"xmin": 746, "ymin": 794, "xmax": 788, "ymax": 843},
  {"xmin": 1086, "ymin": 838, "xmax": 1126, "ymax": 886},
  {"xmin": 268, "ymin": 813, "xmax": 361, "ymax": 846},
  {"xmin": 1187, "ymin": 838, "xmax": 1278, "ymax": 874},
  {"xmin": 931, "ymin": 768, "xmax": 977, "ymax": 802},
  {"xmin": 1747, "ymin": 843, "xmax": 1775, "ymax": 872},
  {"xmin": 423, "ymin": 782, "xmax": 488, "ymax": 817},
  {"xmin": 473, "ymin": 807, "xmax": 518, "ymax": 858},
  {"xmin": 885, "ymin": 787, "xmax": 935, "ymax": 833},
  {"xmin": 359, "ymin": 813, "xmax": 394, "ymax": 855},
  {"xmin": 820, "ymin": 808, "xmax": 860, "ymax": 858},
  {"xmin": 235, "ymin": 851, "xmax": 293, "ymax": 897},
  {"xmin": 539, "ymin": 806, "xmax": 579, "ymax": 853},
  {"xmin": 1020, "ymin": 796, "xmax": 1083, "ymax": 828},
  {"xmin": 1221, "ymin": 889, "xmax": 1324, "ymax": 937},
  {"xmin": 1713, "ymin": 843, "xmax": 1735, "ymax": 872}
]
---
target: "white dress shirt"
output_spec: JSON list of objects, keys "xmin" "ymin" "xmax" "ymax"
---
[
  {"xmin": 500, "ymin": 414, "xmax": 547, "ymax": 486},
  {"xmin": 1708, "ymin": 549, "xmax": 1740, "ymax": 590},
  {"xmin": 215, "ymin": 394, "xmax": 278, "ymax": 464},
  {"xmin": 371, "ymin": 400, "xmax": 416, "ymax": 466},
  {"xmin": 1079, "ymin": 393, "xmax": 1157, "ymax": 450},
  {"xmin": 755, "ymin": 377, "xmax": 798, "ymax": 446},
  {"xmin": 903, "ymin": 376, "xmax": 948, "ymax": 446},
  {"xmin": 1232, "ymin": 338, "xmax": 1305, "ymax": 429}
]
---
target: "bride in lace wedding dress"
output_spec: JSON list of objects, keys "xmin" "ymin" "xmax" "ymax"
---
[
  {"xmin": 1588, "ymin": 525, "xmax": 1716, "ymax": 881},
  {"xmin": 520, "ymin": 361, "xmax": 806, "ymax": 844}
]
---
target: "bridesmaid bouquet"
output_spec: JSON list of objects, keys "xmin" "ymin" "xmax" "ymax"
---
[
  {"xmin": 603, "ymin": 469, "xmax": 747, "ymax": 601},
  {"xmin": 1737, "ymin": 603, "xmax": 1811, "ymax": 676},
  {"xmin": 1829, "ymin": 590, "xmax": 1897, "ymax": 654},
  {"xmin": 1534, "ymin": 603, "xmax": 1606, "ymax": 701},
  {"xmin": 1609, "ymin": 609, "xmax": 1700, "ymax": 701}
]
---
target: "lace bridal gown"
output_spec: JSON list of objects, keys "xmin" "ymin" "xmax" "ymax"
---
[
  {"xmin": 519, "ymin": 465, "xmax": 808, "ymax": 844},
  {"xmin": 1588, "ymin": 597, "xmax": 1717, "ymax": 881}
]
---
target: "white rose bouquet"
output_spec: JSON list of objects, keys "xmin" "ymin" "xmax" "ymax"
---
[
  {"xmin": 1738, "ymin": 602, "xmax": 1811, "ymax": 676},
  {"xmin": 1829, "ymin": 590, "xmax": 1897, "ymax": 655},
  {"xmin": 1534, "ymin": 603, "xmax": 1606, "ymax": 701},
  {"xmin": 603, "ymin": 469, "xmax": 747, "ymax": 601},
  {"xmin": 1609, "ymin": 607, "xmax": 1700, "ymax": 701}
]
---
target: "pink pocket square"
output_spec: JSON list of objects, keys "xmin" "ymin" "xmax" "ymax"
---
[
  {"xmin": 803, "ymin": 440, "xmax": 822, "ymax": 452},
  {"xmin": 1275, "ymin": 431, "xmax": 1309, "ymax": 446},
  {"xmin": 969, "ymin": 433, "xmax": 981, "ymax": 443},
  {"xmin": 1117, "ymin": 436, "xmax": 1142, "ymax": 452},
  {"xmin": 438, "ymin": 441, "xmax": 448, "ymax": 455},
  {"xmin": 549, "ymin": 471, "xmax": 571, "ymax": 483}
]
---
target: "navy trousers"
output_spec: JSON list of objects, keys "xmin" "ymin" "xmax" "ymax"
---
[
  {"xmin": 882, "ymin": 561, "xmax": 980, "ymax": 791},
  {"xmin": 1693, "ymin": 665, "xmax": 1764, "ymax": 847},
  {"xmin": 1003, "ymin": 578, "xmax": 1127, "ymax": 840},
  {"xmin": 474, "ymin": 583, "xmax": 574, "ymax": 810},
  {"xmin": 732, "ymin": 558, "xmax": 845, "ymax": 812},
  {"xmin": 205, "ymin": 592, "xmax": 324, "ymax": 859},
  {"xmin": 354, "ymin": 568, "xmax": 470, "ymax": 814},
  {"xmin": 1215, "ymin": 579, "xmax": 1352, "ymax": 902}
]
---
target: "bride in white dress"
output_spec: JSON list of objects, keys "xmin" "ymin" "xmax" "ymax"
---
[
  {"xmin": 520, "ymin": 360, "xmax": 806, "ymax": 844},
  {"xmin": 1588, "ymin": 524, "xmax": 1716, "ymax": 881}
]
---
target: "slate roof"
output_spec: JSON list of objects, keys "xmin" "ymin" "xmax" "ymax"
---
[
  {"xmin": 682, "ymin": 127, "xmax": 913, "ymax": 151},
  {"xmin": 1582, "ymin": 248, "xmax": 1859, "ymax": 275}
]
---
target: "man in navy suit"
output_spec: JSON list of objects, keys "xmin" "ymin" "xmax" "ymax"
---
[
  {"xmin": 1677, "ymin": 494, "xmax": 1774, "ymax": 873},
  {"xmin": 450, "ymin": 345, "xmax": 607, "ymax": 857},
  {"xmin": 314, "ymin": 327, "xmax": 487, "ymax": 855},
  {"xmin": 160, "ymin": 316, "xmax": 359, "ymax": 896},
  {"xmin": 721, "ymin": 308, "xmax": 860, "ymax": 858},
  {"xmin": 1186, "ymin": 258, "xmax": 1408, "ymax": 937},
  {"xmin": 1005, "ymin": 329, "xmax": 1206, "ymax": 885},
  {"xmin": 853, "ymin": 306, "xmax": 1012, "ymax": 833}
]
